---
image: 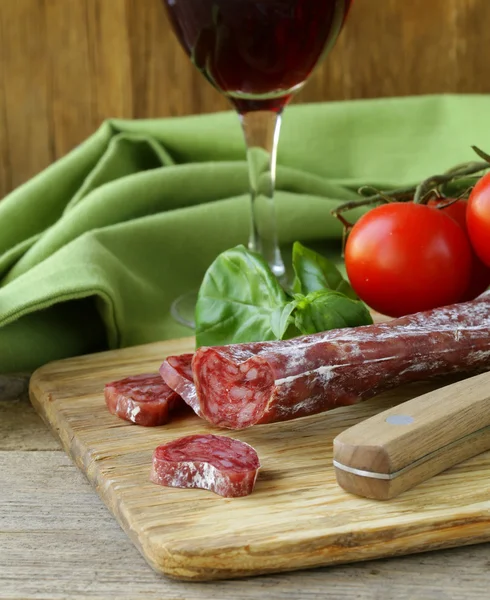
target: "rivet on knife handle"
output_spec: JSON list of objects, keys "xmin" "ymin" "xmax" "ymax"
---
[{"xmin": 333, "ymin": 371, "xmax": 490, "ymax": 500}]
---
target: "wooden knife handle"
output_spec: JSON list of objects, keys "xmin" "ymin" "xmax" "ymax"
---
[{"xmin": 333, "ymin": 371, "xmax": 490, "ymax": 500}]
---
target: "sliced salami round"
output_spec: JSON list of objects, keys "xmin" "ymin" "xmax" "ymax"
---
[
  {"xmin": 159, "ymin": 353, "xmax": 200, "ymax": 416},
  {"xmin": 150, "ymin": 434, "xmax": 260, "ymax": 497},
  {"xmin": 104, "ymin": 373, "xmax": 181, "ymax": 427}
]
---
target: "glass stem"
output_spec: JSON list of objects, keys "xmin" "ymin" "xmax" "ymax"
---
[{"xmin": 239, "ymin": 110, "xmax": 285, "ymax": 279}]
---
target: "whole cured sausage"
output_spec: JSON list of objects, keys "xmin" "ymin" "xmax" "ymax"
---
[
  {"xmin": 163, "ymin": 293, "xmax": 490, "ymax": 429},
  {"xmin": 104, "ymin": 373, "xmax": 181, "ymax": 426},
  {"xmin": 150, "ymin": 434, "xmax": 260, "ymax": 497}
]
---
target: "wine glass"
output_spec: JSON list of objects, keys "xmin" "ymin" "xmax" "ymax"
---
[{"xmin": 163, "ymin": 0, "xmax": 352, "ymax": 325}]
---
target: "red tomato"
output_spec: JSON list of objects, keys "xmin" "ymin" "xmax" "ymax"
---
[
  {"xmin": 467, "ymin": 172, "xmax": 490, "ymax": 268},
  {"xmin": 428, "ymin": 197, "xmax": 468, "ymax": 228},
  {"xmin": 428, "ymin": 198, "xmax": 490, "ymax": 301},
  {"xmin": 345, "ymin": 202, "xmax": 472, "ymax": 318}
]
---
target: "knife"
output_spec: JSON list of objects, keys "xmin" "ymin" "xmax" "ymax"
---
[{"xmin": 333, "ymin": 371, "xmax": 490, "ymax": 500}]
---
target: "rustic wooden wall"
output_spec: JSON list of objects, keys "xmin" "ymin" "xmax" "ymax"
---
[{"xmin": 1, "ymin": 0, "xmax": 490, "ymax": 198}]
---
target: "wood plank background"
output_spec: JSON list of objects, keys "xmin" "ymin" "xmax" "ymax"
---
[{"xmin": 1, "ymin": 0, "xmax": 490, "ymax": 198}]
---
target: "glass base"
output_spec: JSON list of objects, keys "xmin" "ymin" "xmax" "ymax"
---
[{"xmin": 170, "ymin": 291, "xmax": 198, "ymax": 330}]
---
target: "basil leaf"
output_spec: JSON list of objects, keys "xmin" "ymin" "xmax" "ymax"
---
[
  {"xmin": 271, "ymin": 300, "xmax": 302, "ymax": 340},
  {"xmin": 292, "ymin": 241, "xmax": 357, "ymax": 299},
  {"xmin": 293, "ymin": 290, "xmax": 373, "ymax": 335},
  {"xmin": 195, "ymin": 245, "xmax": 289, "ymax": 347}
]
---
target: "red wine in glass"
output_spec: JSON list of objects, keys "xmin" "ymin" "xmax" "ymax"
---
[{"xmin": 163, "ymin": 0, "xmax": 352, "ymax": 278}]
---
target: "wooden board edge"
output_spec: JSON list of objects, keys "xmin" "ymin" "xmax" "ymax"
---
[{"xmin": 146, "ymin": 522, "xmax": 490, "ymax": 581}]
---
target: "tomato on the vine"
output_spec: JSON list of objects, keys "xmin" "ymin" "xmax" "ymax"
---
[
  {"xmin": 467, "ymin": 172, "xmax": 490, "ymax": 268},
  {"xmin": 345, "ymin": 202, "xmax": 472, "ymax": 318},
  {"xmin": 428, "ymin": 197, "xmax": 468, "ymax": 227},
  {"xmin": 428, "ymin": 198, "xmax": 490, "ymax": 301}
]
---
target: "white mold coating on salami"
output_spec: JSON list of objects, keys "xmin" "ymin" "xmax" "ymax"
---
[
  {"xmin": 192, "ymin": 292, "xmax": 490, "ymax": 429},
  {"xmin": 150, "ymin": 434, "xmax": 260, "ymax": 498}
]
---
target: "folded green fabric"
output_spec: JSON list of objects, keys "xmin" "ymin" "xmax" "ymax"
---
[{"xmin": 1, "ymin": 95, "xmax": 489, "ymax": 373}]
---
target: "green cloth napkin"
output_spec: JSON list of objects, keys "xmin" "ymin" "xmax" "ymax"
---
[{"xmin": 1, "ymin": 94, "xmax": 489, "ymax": 374}]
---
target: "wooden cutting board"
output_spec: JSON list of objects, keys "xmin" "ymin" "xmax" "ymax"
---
[{"xmin": 29, "ymin": 337, "xmax": 490, "ymax": 581}]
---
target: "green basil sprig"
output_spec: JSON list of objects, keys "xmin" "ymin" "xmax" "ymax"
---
[
  {"xmin": 292, "ymin": 290, "xmax": 372, "ymax": 335},
  {"xmin": 195, "ymin": 242, "xmax": 372, "ymax": 348},
  {"xmin": 292, "ymin": 241, "xmax": 358, "ymax": 299}
]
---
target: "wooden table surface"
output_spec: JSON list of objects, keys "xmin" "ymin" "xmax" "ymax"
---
[{"xmin": 1, "ymin": 376, "xmax": 490, "ymax": 600}]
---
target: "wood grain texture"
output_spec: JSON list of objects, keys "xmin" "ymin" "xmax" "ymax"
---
[
  {"xmin": 3, "ymin": 394, "xmax": 490, "ymax": 598},
  {"xmin": 2, "ymin": 0, "xmax": 490, "ymax": 197},
  {"xmin": 29, "ymin": 337, "xmax": 490, "ymax": 582},
  {"xmin": 0, "ymin": 0, "xmax": 52, "ymax": 196},
  {"xmin": 0, "ymin": 393, "xmax": 59, "ymax": 451}
]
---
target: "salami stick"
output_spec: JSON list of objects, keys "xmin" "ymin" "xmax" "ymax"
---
[{"xmin": 163, "ymin": 293, "xmax": 490, "ymax": 430}]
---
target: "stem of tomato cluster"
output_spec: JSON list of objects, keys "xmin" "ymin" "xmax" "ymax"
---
[
  {"xmin": 239, "ymin": 110, "xmax": 285, "ymax": 279},
  {"xmin": 332, "ymin": 160, "xmax": 490, "ymax": 219},
  {"xmin": 413, "ymin": 161, "xmax": 489, "ymax": 204}
]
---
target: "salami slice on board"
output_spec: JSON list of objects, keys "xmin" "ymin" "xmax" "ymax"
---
[
  {"xmin": 159, "ymin": 353, "xmax": 201, "ymax": 416},
  {"xmin": 150, "ymin": 434, "xmax": 260, "ymax": 497},
  {"xmin": 180, "ymin": 293, "xmax": 490, "ymax": 429},
  {"xmin": 104, "ymin": 374, "xmax": 181, "ymax": 427}
]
